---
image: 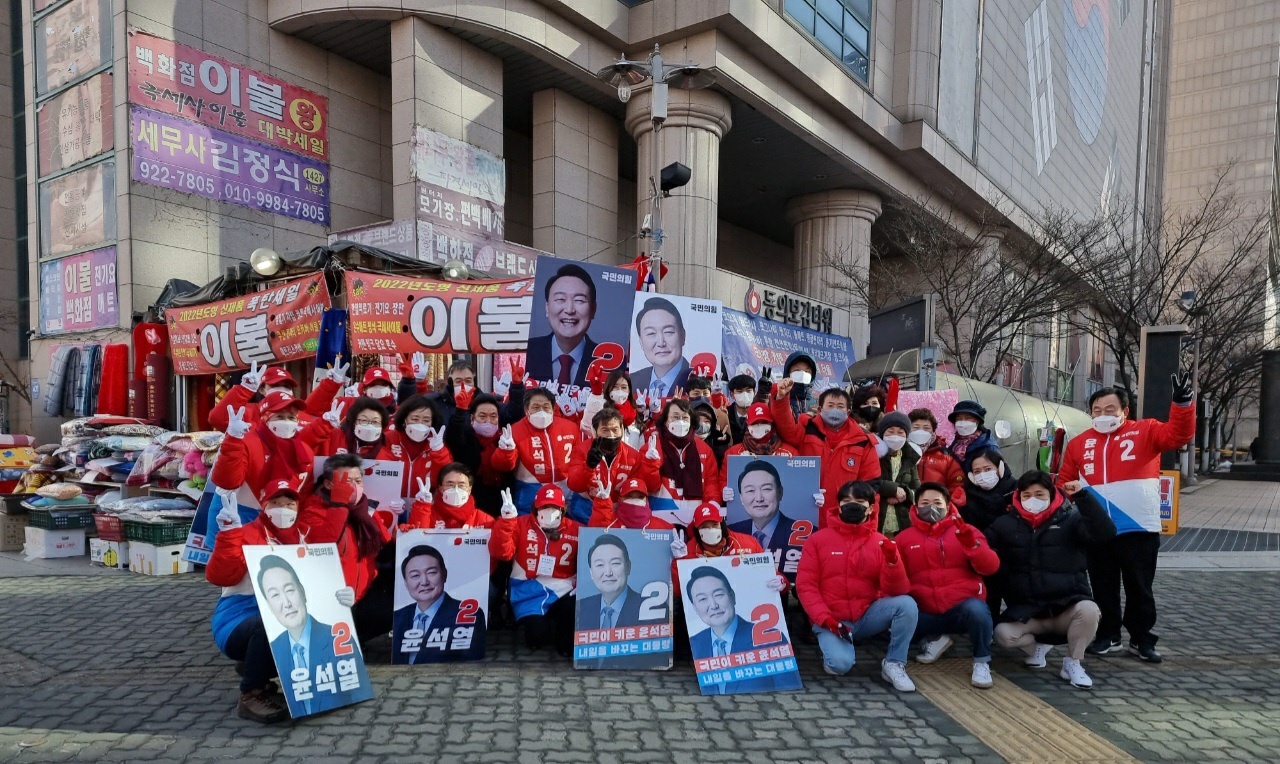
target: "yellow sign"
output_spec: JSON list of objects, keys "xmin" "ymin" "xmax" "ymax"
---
[{"xmin": 1159, "ymin": 470, "xmax": 1180, "ymax": 535}]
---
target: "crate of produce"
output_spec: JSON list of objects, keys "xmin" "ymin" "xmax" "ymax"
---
[
  {"xmin": 26, "ymin": 506, "xmax": 94, "ymax": 530},
  {"xmin": 94, "ymin": 512, "xmax": 126, "ymax": 541},
  {"xmin": 123, "ymin": 520, "xmax": 193, "ymax": 546}
]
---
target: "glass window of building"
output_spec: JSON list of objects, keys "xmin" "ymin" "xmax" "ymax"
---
[{"xmin": 784, "ymin": 0, "xmax": 873, "ymax": 83}]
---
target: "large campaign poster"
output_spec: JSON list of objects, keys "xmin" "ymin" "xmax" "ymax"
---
[
  {"xmin": 524, "ymin": 255, "xmax": 636, "ymax": 394},
  {"xmin": 392, "ymin": 529, "xmax": 490, "ymax": 664},
  {"xmin": 310, "ymin": 457, "xmax": 404, "ymax": 509},
  {"xmin": 723, "ymin": 455, "xmax": 821, "ymax": 581},
  {"xmin": 721, "ymin": 308, "xmax": 854, "ymax": 394},
  {"xmin": 573, "ymin": 528, "xmax": 675, "ymax": 670},
  {"xmin": 244, "ymin": 544, "xmax": 375, "ymax": 718},
  {"xmin": 676, "ymin": 554, "xmax": 803, "ymax": 696},
  {"xmin": 628, "ymin": 294, "xmax": 723, "ymax": 399}
]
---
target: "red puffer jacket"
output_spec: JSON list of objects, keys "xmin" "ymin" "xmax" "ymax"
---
[
  {"xmin": 209, "ymin": 418, "xmax": 333, "ymax": 498},
  {"xmin": 771, "ymin": 395, "xmax": 881, "ymax": 524},
  {"xmin": 301, "ymin": 494, "xmax": 395, "ymax": 600},
  {"xmin": 796, "ymin": 505, "xmax": 909, "ymax": 625},
  {"xmin": 490, "ymin": 415, "xmax": 580, "ymax": 484},
  {"xmin": 894, "ymin": 508, "xmax": 1000, "ymax": 614},
  {"xmin": 489, "ymin": 514, "xmax": 581, "ymax": 580},
  {"xmin": 208, "ymin": 377, "xmax": 343, "ymax": 430},
  {"xmin": 916, "ymin": 443, "xmax": 966, "ymax": 505},
  {"xmin": 384, "ymin": 430, "xmax": 452, "ymax": 497},
  {"xmin": 405, "ymin": 495, "xmax": 495, "ymax": 530},
  {"xmin": 566, "ymin": 440, "xmax": 660, "ymax": 500}
]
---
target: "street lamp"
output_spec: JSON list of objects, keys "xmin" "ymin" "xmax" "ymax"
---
[
  {"xmin": 597, "ymin": 45, "xmax": 714, "ymax": 292},
  {"xmin": 250, "ymin": 247, "xmax": 282, "ymax": 276},
  {"xmin": 441, "ymin": 258, "xmax": 469, "ymax": 281}
]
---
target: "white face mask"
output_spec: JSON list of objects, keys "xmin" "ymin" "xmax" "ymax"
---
[
  {"xmin": 908, "ymin": 429, "xmax": 934, "ymax": 446},
  {"xmin": 366, "ymin": 385, "xmax": 392, "ymax": 400},
  {"xmin": 953, "ymin": 420, "xmax": 978, "ymax": 437},
  {"xmin": 267, "ymin": 420, "xmax": 298, "ymax": 439},
  {"xmin": 698, "ymin": 527, "xmax": 723, "ymax": 545},
  {"xmin": 354, "ymin": 423, "xmax": 382, "ymax": 443},
  {"xmin": 667, "ymin": 419, "xmax": 691, "ymax": 437},
  {"xmin": 473, "ymin": 421, "xmax": 499, "ymax": 438},
  {"xmin": 265, "ymin": 506, "xmax": 297, "ymax": 528},
  {"xmin": 789, "ymin": 370, "xmax": 812, "ymax": 385},
  {"xmin": 1021, "ymin": 496, "xmax": 1051, "ymax": 514},
  {"xmin": 536, "ymin": 508, "xmax": 562, "ymax": 530},
  {"xmin": 442, "ymin": 487, "xmax": 470, "ymax": 507},
  {"xmin": 883, "ymin": 434, "xmax": 907, "ymax": 452},
  {"xmin": 1092, "ymin": 415, "xmax": 1123, "ymax": 434},
  {"xmin": 748, "ymin": 424, "xmax": 772, "ymax": 440},
  {"xmin": 970, "ymin": 470, "xmax": 1000, "ymax": 490},
  {"xmin": 609, "ymin": 389, "xmax": 630, "ymax": 404},
  {"xmin": 528, "ymin": 410, "xmax": 553, "ymax": 430},
  {"xmin": 405, "ymin": 423, "xmax": 431, "ymax": 443},
  {"xmin": 733, "ymin": 392, "xmax": 755, "ymax": 409}
]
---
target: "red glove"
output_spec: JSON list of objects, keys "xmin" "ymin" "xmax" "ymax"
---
[
  {"xmin": 956, "ymin": 523, "xmax": 978, "ymax": 549},
  {"xmin": 880, "ymin": 539, "xmax": 899, "ymax": 565},
  {"xmin": 453, "ymin": 383, "xmax": 475, "ymax": 410},
  {"xmin": 710, "ymin": 392, "xmax": 728, "ymax": 410},
  {"xmin": 588, "ymin": 364, "xmax": 606, "ymax": 396},
  {"xmin": 509, "ymin": 358, "xmax": 525, "ymax": 386},
  {"xmin": 819, "ymin": 617, "xmax": 842, "ymax": 635},
  {"xmin": 397, "ymin": 357, "xmax": 414, "ymax": 380}
]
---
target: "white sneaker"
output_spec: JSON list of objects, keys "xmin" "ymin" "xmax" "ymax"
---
[
  {"xmin": 1060, "ymin": 657, "xmax": 1093, "ymax": 689},
  {"xmin": 1024, "ymin": 643, "xmax": 1054, "ymax": 668},
  {"xmin": 971, "ymin": 661, "xmax": 993, "ymax": 689},
  {"xmin": 880, "ymin": 660, "xmax": 917, "ymax": 692},
  {"xmin": 916, "ymin": 635, "xmax": 954, "ymax": 664}
]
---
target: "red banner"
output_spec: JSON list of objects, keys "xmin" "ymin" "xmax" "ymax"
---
[
  {"xmin": 166, "ymin": 274, "xmax": 331, "ymax": 375},
  {"xmin": 344, "ymin": 272, "xmax": 533, "ymax": 355}
]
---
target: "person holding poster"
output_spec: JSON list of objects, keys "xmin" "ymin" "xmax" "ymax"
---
[
  {"xmin": 724, "ymin": 403, "xmax": 797, "ymax": 461},
  {"xmin": 385, "ymin": 394, "xmax": 453, "ymax": 497},
  {"xmin": 574, "ymin": 529, "xmax": 675, "ymax": 670},
  {"xmin": 403, "ymin": 463, "xmax": 496, "ymax": 530},
  {"xmin": 567, "ymin": 407, "xmax": 660, "ymax": 522},
  {"xmin": 629, "ymin": 295, "xmax": 722, "ymax": 399},
  {"xmin": 679, "ymin": 559, "xmax": 802, "ymax": 695},
  {"xmin": 490, "ymin": 485, "xmax": 581, "ymax": 656},
  {"xmin": 796, "ymin": 480, "xmax": 919, "ymax": 693},
  {"xmin": 490, "ymin": 388, "xmax": 579, "ymax": 515},
  {"xmin": 248, "ymin": 550, "xmax": 375, "ymax": 717},
  {"xmin": 647, "ymin": 399, "xmax": 723, "ymax": 525},
  {"xmin": 392, "ymin": 537, "xmax": 489, "ymax": 664},
  {"xmin": 210, "ymin": 390, "xmax": 342, "ymax": 498},
  {"xmin": 207, "ymin": 359, "xmax": 349, "ymax": 431},
  {"xmin": 723, "ymin": 459, "xmax": 823, "ymax": 556}
]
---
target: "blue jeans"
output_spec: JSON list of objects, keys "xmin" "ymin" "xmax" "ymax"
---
[
  {"xmin": 812, "ymin": 595, "xmax": 919, "ymax": 674},
  {"xmin": 914, "ymin": 597, "xmax": 994, "ymax": 661}
]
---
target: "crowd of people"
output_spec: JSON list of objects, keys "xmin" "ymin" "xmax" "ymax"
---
[{"xmin": 202, "ymin": 349, "xmax": 1195, "ymax": 723}]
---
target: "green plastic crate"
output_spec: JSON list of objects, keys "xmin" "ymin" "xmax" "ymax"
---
[
  {"xmin": 123, "ymin": 521, "xmax": 192, "ymax": 546},
  {"xmin": 27, "ymin": 507, "xmax": 94, "ymax": 530}
]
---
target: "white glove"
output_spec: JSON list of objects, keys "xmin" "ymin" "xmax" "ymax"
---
[
  {"xmin": 499, "ymin": 488, "xmax": 517, "ymax": 520},
  {"xmin": 225, "ymin": 406, "xmax": 250, "ymax": 439},
  {"xmin": 711, "ymin": 372, "xmax": 724, "ymax": 395},
  {"xmin": 428, "ymin": 425, "xmax": 447, "ymax": 451},
  {"xmin": 556, "ymin": 391, "xmax": 577, "ymax": 417},
  {"xmin": 634, "ymin": 390, "xmax": 649, "ymax": 412},
  {"xmin": 323, "ymin": 399, "xmax": 346, "ymax": 427},
  {"xmin": 385, "ymin": 499, "xmax": 404, "ymax": 517},
  {"xmin": 645, "ymin": 433, "xmax": 660, "ymax": 461},
  {"xmin": 414, "ymin": 477, "xmax": 432, "ymax": 504},
  {"xmin": 411, "ymin": 351, "xmax": 428, "ymax": 381},
  {"xmin": 239, "ymin": 361, "xmax": 262, "ymax": 391},
  {"xmin": 344, "ymin": 383, "xmax": 361, "ymax": 398},
  {"xmin": 326, "ymin": 356, "xmax": 350, "ymax": 385},
  {"xmin": 813, "ymin": 489, "xmax": 826, "ymax": 508},
  {"xmin": 493, "ymin": 370, "xmax": 512, "ymax": 398},
  {"xmin": 590, "ymin": 473, "xmax": 612, "ymax": 500},
  {"xmin": 722, "ymin": 486, "xmax": 734, "ymax": 503},
  {"xmin": 215, "ymin": 493, "xmax": 242, "ymax": 531},
  {"xmin": 766, "ymin": 574, "xmax": 788, "ymax": 592},
  {"xmin": 335, "ymin": 587, "xmax": 356, "ymax": 608},
  {"xmin": 498, "ymin": 424, "xmax": 516, "ymax": 451},
  {"xmin": 670, "ymin": 530, "xmax": 688, "ymax": 558}
]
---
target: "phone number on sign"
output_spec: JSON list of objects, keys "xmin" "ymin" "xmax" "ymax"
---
[{"xmin": 135, "ymin": 160, "xmax": 329, "ymax": 225}]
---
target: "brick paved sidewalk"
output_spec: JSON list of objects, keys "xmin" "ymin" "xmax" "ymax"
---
[{"xmin": 1178, "ymin": 479, "xmax": 1280, "ymax": 533}]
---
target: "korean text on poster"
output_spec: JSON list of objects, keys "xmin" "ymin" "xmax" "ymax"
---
[
  {"xmin": 37, "ymin": 72, "xmax": 113, "ymax": 176},
  {"xmin": 393, "ymin": 529, "xmax": 491, "ymax": 664},
  {"xmin": 416, "ymin": 182, "xmax": 504, "ymax": 241},
  {"xmin": 676, "ymin": 554, "xmax": 803, "ymax": 695},
  {"xmin": 629, "ymin": 293, "xmax": 723, "ymax": 399},
  {"xmin": 166, "ymin": 273, "xmax": 332, "ymax": 375},
  {"xmin": 723, "ymin": 455, "xmax": 821, "ymax": 581},
  {"xmin": 573, "ymin": 528, "xmax": 675, "ymax": 671},
  {"xmin": 39, "ymin": 246, "xmax": 118, "ymax": 335},
  {"xmin": 416, "ymin": 220, "xmax": 542, "ymax": 278},
  {"xmin": 132, "ymin": 107, "xmax": 330, "ymax": 226},
  {"xmin": 411, "ymin": 127, "xmax": 505, "ymax": 206},
  {"xmin": 127, "ymin": 31, "xmax": 329, "ymax": 161},
  {"xmin": 39, "ymin": 160, "xmax": 115, "ymax": 258},
  {"xmin": 721, "ymin": 308, "xmax": 854, "ymax": 392},
  {"xmin": 344, "ymin": 271, "xmax": 534, "ymax": 355},
  {"xmin": 244, "ymin": 544, "xmax": 375, "ymax": 718}
]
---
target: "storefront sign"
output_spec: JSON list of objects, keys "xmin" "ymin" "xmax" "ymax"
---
[
  {"xmin": 743, "ymin": 281, "xmax": 835, "ymax": 334},
  {"xmin": 344, "ymin": 271, "xmax": 533, "ymax": 355},
  {"xmin": 416, "ymin": 182, "xmax": 504, "ymax": 241},
  {"xmin": 416, "ymin": 220, "xmax": 540, "ymax": 278},
  {"xmin": 38, "ymin": 246, "xmax": 118, "ymax": 334},
  {"xmin": 132, "ymin": 107, "xmax": 330, "ymax": 226},
  {"xmin": 39, "ymin": 160, "xmax": 114, "ymax": 258},
  {"xmin": 328, "ymin": 220, "xmax": 417, "ymax": 260},
  {"xmin": 721, "ymin": 308, "xmax": 854, "ymax": 390},
  {"xmin": 35, "ymin": 0, "xmax": 110, "ymax": 94},
  {"xmin": 127, "ymin": 31, "xmax": 329, "ymax": 161},
  {"xmin": 166, "ymin": 273, "xmax": 332, "ymax": 375},
  {"xmin": 411, "ymin": 127, "xmax": 505, "ymax": 206},
  {"xmin": 37, "ymin": 71, "xmax": 113, "ymax": 176}
]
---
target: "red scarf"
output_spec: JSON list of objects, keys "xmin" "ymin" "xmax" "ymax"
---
[
  {"xmin": 742, "ymin": 430, "xmax": 782, "ymax": 455},
  {"xmin": 659, "ymin": 431, "xmax": 703, "ymax": 500},
  {"xmin": 1012, "ymin": 491, "xmax": 1063, "ymax": 529},
  {"xmin": 613, "ymin": 400, "xmax": 637, "ymax": 427},
  {"xmin": 254, "ymin": 420, "xmax": 311, "ymax": 486},
  {"xmin": 432, "ymin": 495, "xmax": 478, "ymax": 527}
]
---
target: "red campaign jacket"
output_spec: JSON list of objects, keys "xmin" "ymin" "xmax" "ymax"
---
[
  {"xmin": 771, "ymin": 395, "xmax": 882, "ymax": 524},
  {"xmin": 490, "ymin": 415, "xmax": 581, "ymax": 484},
  {"xmin": 405, "ymin": 496, "xmax": 496, "ymax": 530},
  {"xmin": 207, "ymin": 377, "xmax": 343, "ymax": 431},
  {"xmin": 894, "ymin": 509, "xmax": 1000, "ymax": 615},
  {"xmin": 796, "ymin": 505, "xmax": 909, "ymax": 625},
  {"xmin": 320, "ymin": 428, "xmax": 396, "ymax": 460},
  {"xmin": 586, "ymin": 496, "xmax": 676, "ymax": 530},
  {"xmin": 489, "ymin": 514, "xmax": 581, "ymax": 581},
  {"xmin": 209, "ymin": 418, "xmax": 333, "ymax": 498},
  {"xmin": 205, "ymin": 503, "xmax": 340, "ymax": 587},
  {"xmin": 383, "ymin": 430, "xmax": 453, "ymax": 497},
  {"xmin": 566, "ymin": 440, "xmax": 660, "ymax": 500},
  {"xmin": 475, "ymin": 434, "xmax": 511, "ymax": 486},
  {"xmin": 301, "ymin": 494, "xmax": 395, "ymax": 600},
  {"xmin": 916, "ymin": 443, "xmax": 966, "ymax": 505}
]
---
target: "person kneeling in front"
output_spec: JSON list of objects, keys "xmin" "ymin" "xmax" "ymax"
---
[
  {"xmin": 894, "ymin": 483, "xmax": 1000, "ymax": 689},
  {"xmin": 796, "ymin": 480, "xmax": 918, "ymax": 692},
  {"xmin": 985, "ymin": 471, "xmax": 1116, "ymax": 689}
]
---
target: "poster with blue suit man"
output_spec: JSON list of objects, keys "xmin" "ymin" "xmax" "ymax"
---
[
  {"xmin": 724, "ymin": 455, "xmax": 822, "ymax": 580},
  {"xmin": 392, "ymin": 529, "xmax": 491, "ymax": 664},
  {"xmin": 573, "ymin": 527, "xmax": 675, "ymax": 670}
]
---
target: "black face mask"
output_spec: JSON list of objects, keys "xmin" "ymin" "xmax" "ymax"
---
[
  {"xmin": 596, "ymin": 436, "xmax": 621, "ymax": 453},
  {"xmin": 839, "ymin": 502, "xmax": 869, "ymax": 525},
  {"xmin": 859, "ymin": 406, "xmax": 882, "ymax": 422}
]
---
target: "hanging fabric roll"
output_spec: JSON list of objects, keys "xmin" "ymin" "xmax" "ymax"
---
[
  {"xmin": 128, "ymin": 379, "xmax": 150, "ymax": 419},
  {"xmin": 44, "ymin": 345, "xmax": 74, "ymax": 417},
  {"xmin": 98, "ymin": 344, "xmax": 130, "ymax": 416},
  {"xmin": 145, "ymin": 352, "xmax": 171, "ymax": 425}
]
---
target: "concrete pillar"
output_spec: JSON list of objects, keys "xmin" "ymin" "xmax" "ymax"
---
[
  {"xmin": 1255, "ymin": 349, "xmax": 1280, "ymax": 463},
  {"xmin": 390, "ymin": 17, "xmax": 504, "ymax": 221},
  {"xmin": 532, "ymin": 89, "xmax": 618, "ymax": 260},
  {"xmin": 786, "ymin": 190, "xmax": 882, "ymax": 355},
  {"xmin": 625, "ymin": 88, "xmax": 732, "ymax": 298}
]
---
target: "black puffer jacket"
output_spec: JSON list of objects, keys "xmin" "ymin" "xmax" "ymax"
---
[
  {"xmin": 959, "ymin": 472, "xmax": 1017, "ymax": 531},
  {"xmin": 983, "ymin": 489, "xmax": 1116, "ymax": 623}
]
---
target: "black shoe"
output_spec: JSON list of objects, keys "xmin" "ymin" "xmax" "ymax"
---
[
  {"xmin": 1086, "ymin": 637, "xmax": 1121, "ymax": 656},
  {"xmin": 1128, "ymin": 643, "xmax": 1163, "ymax": 663},
  {"xmin": 234, "ymin": 660, "xmax": 246, "ymax": 677}
]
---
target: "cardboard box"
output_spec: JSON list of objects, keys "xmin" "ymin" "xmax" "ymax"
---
[
  {"xmin": 89, "ymin": 538, "xmax": 130, "ymax": 569},
  {"xmin": 129, "ymin": 542, "xmax": 192, "ymax": 576},
  {"xmin": 23, "ymin": 526, "xmax": 86, "ymax": 558},
  {"xmin": 0, "ymin": 511, "xmax": 28, "ymax": 552}
]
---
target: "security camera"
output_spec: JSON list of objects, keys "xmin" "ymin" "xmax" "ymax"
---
[{"xmin": 640, "ymin": 213, "xmax": 652, "ymax": 236}]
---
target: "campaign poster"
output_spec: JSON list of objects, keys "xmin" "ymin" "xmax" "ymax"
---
[
  {"xmin": 524, "ymin": 255, "xmax": 636, "ymax": 395},
  {"xmin": 39, "ymin": 161, "xmax": 115, "ymax": 258},
  {"xmin": 411, "ymin": 126, "xmax": 505, "ymax": 207},
  {"xmin": 35, "ymin": 0, "xmax": 111, "ymax": 94},
  {"xmin": 244, "ymin": 544, "xmax": 374, "ymax": 717},
  {"xmin": 721, "ymin": 308, "xmax": 854, "ymax": 395},
  {"xmin": 183, "ymin": 479, "xmax": 261, "ymax": 566},
  {"xmin": 573, "ymin": 527, "xmax": 675, "ymax": 670},
  {"xmin": 676, "ymin": 554, "xmax": 803, "ymax": 696},
  {"xmin": 629, "ymin": 294, "xmax": 723, "ymax": 399},
  {"xmin": 392, "ymin": 529, "xmax": 491, "ymax": 664},
  {"xmin": 37, "ymin": 72, "xmax": 114, "ymax": 176},
  {"xmin": 723, "ymin": 455, "xmax": 821, "ymax": 581},
  {"xmin": 311, "ymin": 457, "xmax": 404, "ymax": 510}
]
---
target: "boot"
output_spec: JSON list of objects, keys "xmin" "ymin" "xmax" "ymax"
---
[{"xmin": 236, "ymin": 688, "xmax": 289, "ymax": 724}]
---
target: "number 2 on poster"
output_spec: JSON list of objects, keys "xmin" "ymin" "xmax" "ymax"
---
[
  {"xmin": 332, "ymin": 622, "xmax": 355, "ymax": 656},
  {"xmin": 787, "ymin": 520, "xmax": 814, "ymax": 547},
  {"xmin": 638, "ymin": 581, "xmax": 670, "ymax": 619},
  {"xmin": 457, "ymin": 598, "xmax": 480, "ymax": 625},
  {"xmin": 750, "ymin": 604, "xmax": 782, "ymax": 647}
]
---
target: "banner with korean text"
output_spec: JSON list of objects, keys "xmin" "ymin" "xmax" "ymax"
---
[
  {"xmin": 166, "ymin": 273, "xmax": 332, "ymax": 375},
  {"xmin": 38, "ymin": 246, "xmax": 118, "ymax": 334}
]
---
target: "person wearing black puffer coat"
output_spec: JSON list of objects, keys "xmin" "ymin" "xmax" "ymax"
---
[{"xmin": 957, "ymin": 448, "xmax": 1016, "ymax": 532}]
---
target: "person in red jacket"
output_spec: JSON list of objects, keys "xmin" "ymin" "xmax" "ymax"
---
[
  {"xmin": 1056, "ymin": 376, "xmax": 1196, "ymax": 663},
  {"xmin": 321, "ymin": 397, "xmax": 395, "ymax": 459},
  {"xmin": 909, "ymin": 408, "xmax": 966, "ymax": 505},
  {"xmin": 586, "ymin": 477, "xmax": 675, "ymax": 531},
  {"xmin": 894, "ymin": 482, "xmax": 1000, "ymax": 689},
  {"xmin": 210, "ymin": 391, "xmax": 341, "ymax": 498},
  {"xmin": 722, "ymin": 402, "xmax": 797, "ymax": 463},
  {"xmin": 771, "ymin": 380, "xmax": 881, "ymax": 525},
  {"xmin": 385, "ymin": 394, "xmax": 452, "ymax": 497},
  {"xmin": 796, "ymin": 480, "xmax": 918, "ymax": 692},
  {"xmin": 490, "ymin": 387, "xmax": 579, "ymax": 515},
  {"xmin": 403, "ymin": 463, "xmax": 496, "ymax": 530},
  {"xmin": 489, "ymin": 484, "xmax": 580, "ymax": 656},
  {"xmin": 207, "ymin": 359, "xmax": 348, "ymax": 431},
  {"xmin": 646, "ymin": 399, "xmax": 723, "ymax": 525},
  {"xmin": 567, "ymin": 407, "xmax": 660, "ymax": 524}
]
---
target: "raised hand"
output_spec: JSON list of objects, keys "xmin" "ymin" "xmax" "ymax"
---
[
  {"xmin": 588, "ymin": 365, "xmax": 607, "ymax": 396},
  {"xmin": 1171, "ymin": 371, "xmax": 1194, "ymax": 404},
  {"xmin": 722, "ymin": 486, "xmax": 734, "ymax": 503},
  {"xmin": 493, "ymin": 371, "xmax": 512, "ymax": 398},
  {"xmin": 645, "ymin": 432, "xmax": 661, "ymax": 461},
  {"xmin": 556, "ymin": 390, "xmax": 577, "ymax": 417},
  {"xmin": 509, "ymin": 357, "xmax": 525, "ymax": 385},
  {"xmin": 428, "ymin": 425, "xmax": 447, "ymax": 451},
  {"xmin": 880, "ymin": 539, "xmax": 900, "ymax": 565},
  {"xmin": 1062, "ymin": 480, "xmax": 1083, "ymax": 495},
  {"xmin": 775, "ymin": 378, "xmax": 794, "ymax": 400},
  {"xmin": 323, "ymin": 399, "xmax": 346, "ymax": 427},
  {"xmin": 414, "ymin": 477, "xmax": 433, "ymax": 504},
  {"xmin": 499, "ymin": 488, "xmax": 517, "ymax": 520},
  {"xmin": 711, "ymin": 372, "xmax": 724, "ymax": 395},
  {"xmin": 344, "ymin": 383, "xmax": 361, "ymax": 398},
  {"xmin": 215, "ymin": 499, "xmax": 242, "ymax": 532},
  {"xmin": 590, "ymin": 472, "xmax": 612, "ymax": 500},
  {"xmin": 669, "ymin": 528, "xmax": 688, "ymax": 558},
  {"xmin": 955, "ymin": 521, "xmax": 978, "ymax": 549},
  {"xmin": 498, "ymin": 424, "xmax": 516, "ymax": 451},
  {"xmin": 326, "ymin": 356, "xmax": 350, "ymax": 385},
  {"xmin": 411, "ymin": 351, "xmax": 428, "ymax": 381},
  {"xmin": 225, "ymin": 406, "xmax": 250, "ymax": 439},
  {"xmin": 453, "ymin": 383, "xmax": 475, "ymax": 410},
  {"xmin": 239, "ymin": 361, "xmax": 263, "ymax": 391},
  {"xmin": 634, "ymin": 390, "xmax": 649, "ymax": 411}
]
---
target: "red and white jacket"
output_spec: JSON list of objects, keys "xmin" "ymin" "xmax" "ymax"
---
[
  {"xmin": 490, "ymin": 513, "xmax": 581, "ymax": 591},
  {"xmin": 384, "ymin": 430, "xmax": 453, "ymax": 497},
  {"xmin": 566, "ymin": 440, "xmax": 661, "ymax": 502},
  {"xmin": 490, "ymin": 415, "xmax": 581, "ymax": 486}
]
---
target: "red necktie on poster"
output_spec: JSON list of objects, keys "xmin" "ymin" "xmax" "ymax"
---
[{"xmin": 557, "ymin": 354, "xmax": 572, "ymax": 387}]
